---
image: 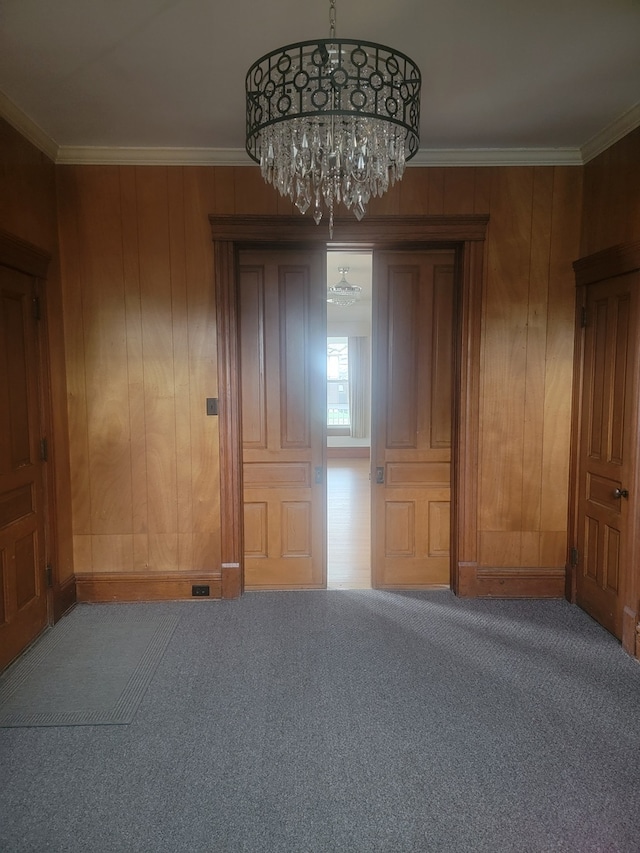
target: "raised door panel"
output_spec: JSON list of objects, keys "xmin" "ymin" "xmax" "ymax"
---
[
  {"xmin": 239, "ymin": 250, "xmax": 326, "ymax": 589},
  {"xmin": 372, "ymin": 251, "xmax": 455, "ymax": 588},
  {"xmin": 0, "ymin": 267, "xmax": 48, "ymax": 669}
]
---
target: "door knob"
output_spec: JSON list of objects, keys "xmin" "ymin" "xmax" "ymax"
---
[{"xmin": 613, "ymin": 487, "xmax": 629, "ymax": 499}]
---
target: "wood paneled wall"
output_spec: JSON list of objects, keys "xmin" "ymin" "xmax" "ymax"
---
[
  {"xmin": 57, "ymin": 166, "xmax": 222, "ymax": 580},
  {"xmin": 56, "ymin": 162, "xmax": 582, "ymax": 588},
  {"xmin": 0, "ymin": 118, "xmax": 74, "ymax": 606},
  {"xmin": 581, "ymin": 126, "xmax": 640, "ymax": 256},
  {"xmin": 0, "ymin": 120, "xmax": 57, "ymax": 252}
]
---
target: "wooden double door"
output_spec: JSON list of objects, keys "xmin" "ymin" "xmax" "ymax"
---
[
  {"xmin": 572, "ymin": 244, "xmax": 640, "ymax": 651},
  {"xmin": 238, "ymin": 247, "xmax": 455, "ymax": 590}
]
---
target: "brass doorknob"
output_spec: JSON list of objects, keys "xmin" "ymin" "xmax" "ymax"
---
[{"xmin": 613, "ymin": 488, "xmax": 629, "ymax": 499}]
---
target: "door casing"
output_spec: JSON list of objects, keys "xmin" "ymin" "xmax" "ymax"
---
[{"xmin": 210, "ymin": 214, "xmax": 489, "ymax": 597}]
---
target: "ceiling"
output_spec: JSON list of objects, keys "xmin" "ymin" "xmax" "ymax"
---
[{"xmin": 1, "ymin": 0, "xmax": 639, "ymax": 165}]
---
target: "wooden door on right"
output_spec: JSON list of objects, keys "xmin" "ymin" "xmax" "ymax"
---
[
  {"xmin": 371, "ymin": 250, "xmax": 455, "ymax": 589},
  {"xmin": 575, "ymin": 270, "xmax": 639, "ymax": 639}
]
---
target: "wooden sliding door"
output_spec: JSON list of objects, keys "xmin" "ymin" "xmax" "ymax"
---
[
  {"xmin": 371, "ymin": 250, "xmax": 455, "ymax": 588},
  {"xmin": 238, "ymin": 249, "xmax": 327, "ymax": 589}
]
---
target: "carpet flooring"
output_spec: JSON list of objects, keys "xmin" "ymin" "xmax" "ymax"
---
[
  {"xmin": 0, "ymin": 590, "xmax": 639, "ymax": 852},
  {"xmin": 0, "ymin": 609, "xmax": 179, "ymax": 726}
]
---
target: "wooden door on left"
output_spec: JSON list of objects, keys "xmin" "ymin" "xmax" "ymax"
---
[
  {"xmin": 0, "ymin": 266, "xmax": 48, "ymax": 669},
  {"xmin": 238, "ymin": 249, "xmax": 327, "ymax": 589}
]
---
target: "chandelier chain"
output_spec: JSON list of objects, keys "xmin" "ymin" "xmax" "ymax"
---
[{"xmin": 329, "ymin": 0, "xmax": 336, "ymax": 38}]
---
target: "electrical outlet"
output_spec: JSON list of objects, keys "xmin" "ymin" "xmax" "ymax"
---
[{"xmin": 192, "ymin": 585, "xmax": 210, "ymax": 597}]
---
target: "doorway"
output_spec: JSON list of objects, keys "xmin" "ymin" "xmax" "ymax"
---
[
  {"xmin": 210, "ymin": 214, "xmax": 488, "ymax": 597},
  {"xmin": 326, "ymin": 252, "xmax": 373, "ymax": 589}
]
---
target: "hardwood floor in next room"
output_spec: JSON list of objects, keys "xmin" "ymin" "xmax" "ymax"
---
[{"xmin": 327, "ymin": 458, "xmax": 371, "ymax": 589}]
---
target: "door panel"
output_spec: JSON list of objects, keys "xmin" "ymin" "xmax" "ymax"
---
[
  {"xmin": 576, "ymin": 273, "xmax": 638, "ymax": 638},
  {"xmin": 372, "ymin": 250, "xmax": 455, "ymax": 588},
  {"xmin": 0, "ymin": 267, "xmax": 48, "ymax": 669},
  {"xmin": 239, "ymin": 250, "xmax": 326, "ymax": 589}
]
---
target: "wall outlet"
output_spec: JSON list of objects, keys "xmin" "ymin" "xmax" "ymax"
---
[{"xmin": 192, "ymin": 585, "xmax": 210, "ymax": 597}]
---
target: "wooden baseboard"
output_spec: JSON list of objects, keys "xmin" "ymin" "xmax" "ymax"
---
[
  {"xmin": 457, "ymin": 563, "xmax": 566, "ymax": 598},
  {"xmin": 52, "ymin": 575, "xmax": 76, "ymax": 621},
  {"xmin": 622, "ymin": 605, "xmax": 639, "ymax": 656},
  {"xmin": 327, "ymin": 447, "xmax": 370, "ymax": 459},
  {"xmin": 75, "ymin": 571, "xmax": 222, "ymax": 602}
]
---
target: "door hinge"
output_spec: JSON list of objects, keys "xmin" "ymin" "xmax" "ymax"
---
[
  {"xmin": 570, "ymin": 547, "xmax": 579, "ymax": 567},
  {"xmin": 33, "ymin": 295, "xmax": 41, "ymax": 321},
  {"xmin": 40, "ymin": 437, "xmax": 48, "ymax": 462},
  {"xmin": 45, "ymin": 564, "xmax": 53, "ymax": 588},
  {"xmin": 580, "ymin": 306, "xmax": 587, "ymax": 328}
]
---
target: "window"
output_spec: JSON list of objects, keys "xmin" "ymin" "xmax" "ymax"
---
[{"xmin": 327, "ymin": 337, "xmax": 349, "ymax": 426}]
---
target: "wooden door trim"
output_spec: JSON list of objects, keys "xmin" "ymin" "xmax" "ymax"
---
[
  {"xmin": 0, "ymin": 229, "xmax": 51, "ymax": 278},
  {"xmin": 210, "ymin": 214, "xmax": 489, "ymax": 595},
  {"xmin": 569, "ymin": 240, "xmax": 640, "ymax": 657}
]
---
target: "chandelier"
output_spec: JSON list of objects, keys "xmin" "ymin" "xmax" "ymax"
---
[
  {"xmin": 245, "ymin": 0, "xmax": 421, "ymax": 236},
  {"xmin": 327, "ymin": 267, "xmax": 361, "ymax": 307}
]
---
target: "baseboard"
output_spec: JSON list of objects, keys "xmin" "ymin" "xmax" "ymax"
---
[
  {"xmin": 52, "ymin": 575, "xmax": 77, "ymax": 621},
  {"xmin": 456, "ymin": 564, "xmax": 566, "ymax": 598},
  {"xmin": 327, "ymin": 447, "xmax": 370, "ymax": 459},
  {"xmin": 75, "ymin": 571, "xmax": 222, "ymax": 602},
  {"xmin": 622, "ymin": 605, "xmax": 639, "ymax": 657}
]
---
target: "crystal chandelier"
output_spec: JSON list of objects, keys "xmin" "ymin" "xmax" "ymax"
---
[
  {"xmin": 245, "ymin": 0, "xmax": 421, "ymax": 236},
  {"xmin": 327, "ymin": 267, "xmax": 361, "ymax": 307}
]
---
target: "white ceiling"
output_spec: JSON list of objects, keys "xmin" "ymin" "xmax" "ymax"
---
[{"xmin": 1, "ymin": 0, "xmax": 639, "ymax": 164}]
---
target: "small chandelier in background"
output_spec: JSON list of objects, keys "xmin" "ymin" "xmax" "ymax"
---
[
  {"xmin": 245, "ymin": 0, "xmax": 421, "ymax": 237},
  {"xmin": 327, "ymin": 267, "xmax": 361, "ymax": 307}
]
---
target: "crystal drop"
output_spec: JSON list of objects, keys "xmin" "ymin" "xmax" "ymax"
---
[{"xmin": 353, "ymin": 200, "xmax": 366, "ymax": 221}]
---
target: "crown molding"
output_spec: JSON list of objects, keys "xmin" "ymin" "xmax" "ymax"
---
[
  {"xmin": 581, "ymin": 101, "xmax": 640, "ymax": 164},
  {"xmin": 409, "ymin": 147, "xmax": 582, "ymax": 166},
  {"xmin": 55, "ymin": 145, "xmax": 251, "ymax": 166},
  {"xmin": 55, "ymin": 144, "xmax": 582, "ymax": 167},
  {"xmin": 0, "ymin": 88, "xmax": 636, "ymax": 169},
  {"xmin": 0, "ymin": 89, "xmax": 59, "ymax": 162}
]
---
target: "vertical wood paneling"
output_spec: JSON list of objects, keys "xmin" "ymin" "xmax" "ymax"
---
[
  {"xmin": 120, "ymin": 168, "xmax": 147, "ymax": 553},
  {"xmin": 520, "ymin": 167, "xmax": 554, "ymax": 566},
  {"xmin": 183, "ymin": 167, "xmax": 220, "ymax": 560},
  {"xmin": 444, "ymin": 168, "xmax": 476, "ymax": 214},
  {"xmin": 53, "ymin": 156, "xmax": 585, "ymax": 582},
  {"xmin": 541, "ymin": 166, "xmax": 583, "ymax": 567},
  {"xmin": 480, "ymin": 168, "xmax": 533, "ymax": 565},
  {"xmin": 57, "ymin": 169, "xmax": 91, "ymax": 550},
  {"xmin": 0, "ymin": 120, "xmax": 57, "ymax": 252},
  {"xmin": 57, "ymin": 163, "xmax": 222, "ymax": 574},
  {"xmin": 137, "ymin": 168, "xmax": 178, "ymax": 545},
  {"xmin": 167, "ymin": 168, "xmax": 193, "ymax": 554},
  {"xmin": 78, "ymin": 168, "xmax": 134, "ymax": 538},
  {"xmin": 581, "ymin": 127, "xmax": 640, "ymax": 255}
]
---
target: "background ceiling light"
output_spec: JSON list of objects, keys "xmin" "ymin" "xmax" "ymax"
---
[{"xmin": 327, "ymin": 267, "xmax": 362, "ymax": 307}]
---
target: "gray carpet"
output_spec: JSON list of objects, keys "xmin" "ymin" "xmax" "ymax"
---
[
  {"xmin": 0, "ymin": 591, "xmax": 639, "ymax": 853},
  {"xmin": 0, "ymin": 607, "xmax": 179, "ymax": 726}
]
